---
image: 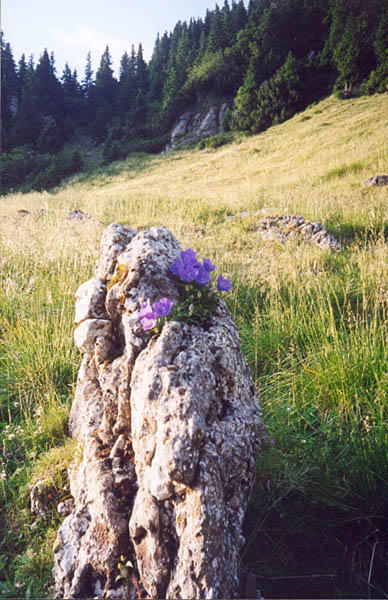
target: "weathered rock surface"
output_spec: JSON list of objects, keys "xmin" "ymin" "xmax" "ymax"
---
[
  {"xmin": 169, "ymin": 101, "xmax": 230, "ymax": 149},
  {"xmin": 255, "ymin": 214, "xmax": 342, "ymax": 251},
  {"xmin": 66, "ymin": 209, "xmax": 91, "ymax": 221},
  {"xmin": 364, "ymin": 174, "xmax": 388, "ymax": 187},
  {"xmin": 53, "ymin": 223, "xmax": 261, "ymax": 599}
]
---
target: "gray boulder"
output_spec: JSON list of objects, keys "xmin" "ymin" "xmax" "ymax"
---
[{"xmin": 255, "ymin": 214, "xmax": 342, "ymax": 251}]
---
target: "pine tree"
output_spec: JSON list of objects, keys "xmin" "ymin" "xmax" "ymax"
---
[
  {"xmin": 132, "ymin": 43, "xmax": 150, "ymax": 127},
  {"xmin": 231, "ymin": 1, "xmax": 248, "ymax": 38},
  {"xmin": 117, "ymin": 47, "xmax": 136, "ymax": 116},
  {"xmin": 16, "ymin": 54, "xmax": 28, "ymax": 102},
  {"xmin": 148, "ymin": 32, "xmax": 171, "ymax": 104},
  {"xmin": 0, "ymin": 37, "xmax": 18, "ymax": 151},
  {"xmin": 207, "ymin": 4, "xmax": 227, "ymax": 53},
  {"xmin": 366, "ymin": 4, "xmax": 388, "ymax": 92},
  {"xmin": 62, "ymin": 63, "xmax": 83, "ymax": 127},
  {"xmin": 92, "ymin": 45, "xmax": 118, "ymax": 141},
  {"xmin": 10, "ymin": 60, "xmax": 43, "ymax": 147},
  {"xmin": 34, "ymin": 49, "xmax": 64, "ymax": 118},
  {"xmin": 332, "ymin": 12, "xmax": 362, "ymax": 95},
  {"xmin": 82, "ymin": 51, "xmax": 94, "ymax": 98},
  {"xmin": 221, "ymin": 1, "xmax": 234, "ymax": 47}
]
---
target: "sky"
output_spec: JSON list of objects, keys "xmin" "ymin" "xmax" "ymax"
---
[{"xmin": 1, "ymin": 0, "xmax": 242, "ymax": 79}]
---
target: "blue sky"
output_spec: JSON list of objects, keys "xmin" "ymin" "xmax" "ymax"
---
[{"xmin": 2, "ymin": 0, "xmax": 242, "ymax": 78}]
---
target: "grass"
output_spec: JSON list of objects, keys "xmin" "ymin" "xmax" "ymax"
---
[{"xmin": 0, "ymin": 93, "xmax": 388, "ymax": 598}]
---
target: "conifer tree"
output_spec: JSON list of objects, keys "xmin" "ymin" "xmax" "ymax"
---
[
  {"xmin": 34, "ymin": 49, "xmax": 64, "ymax": 118},
  {"xmin": 10, "ymin": 59, "xmax": 43, "ymax": 147},
  {"xmin": 92, "ymin": 45, "xmax": 118, "ymax": 141},
  {"xmin": 366, "ymin": 5, "xmax": 388, "ymax": 92},
  {"xmin": 117, "ymin": 47, "xmax": 136, "ymax": 116},
  {"xmin": 207, "ymin": 4, "xmax": 227, "ymax": 53},
  {"xmin": 62, "ymin": 63, "xmax": 83, "ymax": 126},
  {"xmin": 82, "ymin": 51, "xmax": 94, "ymax": 98},
  {"xmin": 0, "ymin": 37, "xmax": 18, "ymax": 151},
  {"xmin": 148, "ymin": 32, "xmax": 170, "ymax": 104},
  {"xmin": 16, "ymin": 54, "xmax": 28, "ymax": 101}
]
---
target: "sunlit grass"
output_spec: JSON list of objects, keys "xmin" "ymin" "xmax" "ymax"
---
[{"xmin": 0, "ymin": 93, "xmax": 387, "ymax": 598}]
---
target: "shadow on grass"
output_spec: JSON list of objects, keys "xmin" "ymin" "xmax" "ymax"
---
[
  {"xmin": 241, "ymin": 489, "xmax": 388, "ymax": 599},
  {"xmin": 325, "ymin": 222, "xmax": 388, "ymax": 245}
]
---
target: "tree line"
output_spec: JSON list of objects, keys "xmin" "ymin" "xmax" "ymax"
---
[{"xmin": 1, "ymin": 0, "xmax": 388, "ymax": 193}]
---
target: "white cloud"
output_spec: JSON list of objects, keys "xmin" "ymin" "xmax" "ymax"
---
[{"xmin": 51, "ymin": 25, "xmax": 132, "ymax": 74}]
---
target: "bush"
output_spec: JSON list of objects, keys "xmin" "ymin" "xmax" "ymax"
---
[
  {"xmin": 196, "ymin": 133, "xmax": 230, "ymax": 151},
  {"xmin": 0, "ymin": 146, "xmax": 52, "ymax": 194},
  {"xmin": 31, "ymin": 149, "xmax": 84, "ymax": 191}
]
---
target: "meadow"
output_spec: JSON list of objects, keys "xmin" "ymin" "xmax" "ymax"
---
[{"xmin": 0, "ymin": 93, "xmax": 387, "ymax": 598}]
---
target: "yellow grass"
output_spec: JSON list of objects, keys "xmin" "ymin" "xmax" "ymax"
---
[{"xmin": 1, "ymin": 94, "xmax": 387, "ymax": 294}]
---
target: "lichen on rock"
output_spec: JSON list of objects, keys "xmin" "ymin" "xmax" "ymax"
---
[{"xmin": 53, "ymin": 223, "xmax": 261, "ymax": 599}]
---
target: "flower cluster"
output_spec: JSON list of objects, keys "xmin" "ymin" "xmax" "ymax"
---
[
  {"xmin": 170, "ymin": 248, "xmax": 232, "ymax": 292},
  {"xmin": 137, "ymin": 248, "xmax": 232, "ymax": 332}
]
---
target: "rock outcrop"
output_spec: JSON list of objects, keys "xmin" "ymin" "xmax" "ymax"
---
[
  {"xmin": 53, "ymin": 223, "xmax": 261, "ymax": 599},
  {"xmin": 255, "ymin": 214, "xmax": 342, "ymax": 251},
  {"xmin": 168, "ymin": 101, "xmax": 230, "ymax": 149}
]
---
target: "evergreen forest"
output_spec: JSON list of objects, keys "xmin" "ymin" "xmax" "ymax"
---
[{"xmin": 1, "ymin": 0, "xmax": 388, "ymax": 194}]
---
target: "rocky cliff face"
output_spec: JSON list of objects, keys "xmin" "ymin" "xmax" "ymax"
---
[
  {"xmin": 168, "ymin": 101, "xmax": 230, "ymax": 149},
  {"xmin": 53, "ymin": 223, "xmax": 261, "ymax": 599}
]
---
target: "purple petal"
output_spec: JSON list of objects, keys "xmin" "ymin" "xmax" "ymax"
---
[
  {"xmin": 217, "ymin": 276, "xmax": 232, "ymax": 292},
  {"xmin": 153, "ymin": 297, "xmax": 173, "ymax": 317},
  {"xmin": 140, "ymin": 314, "xmax": 158, "ymax": 331},
  {"xmin": 195, "ymin": 266, "xmax": 212, "ymax": 285},
  {"xmin": 180, "ymin": 266, "xmax": 198, "ymax": 282},
  {"xmin": 170, "ymin": 257, "xmax": 184, "ymax": 276},
  {"xmin": 138, "ymin": 300, "xmax": 154, "ymax": 320},
  {"xmin": 180, "ymin": 248, "xmax": 201, "ymax": 269},
  {"xmin": 203, "ymin": 257, "xmax": 216, "ymax": 272}
]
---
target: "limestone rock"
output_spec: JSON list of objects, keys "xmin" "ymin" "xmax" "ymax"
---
[
  {"xmin": 30, "ymin": 479, "xmax": 53, "ymax": 518},
  {"xmin": 256, "ymin": 214, "xmax": 342, "ymax": 251},
  {"xmin": 169, "ymin": 101, "xmax": 231, "ymax": 149},
  {"xmin": 364, "ymin": 174, "xmax": 388, "ymax": 187},
  {"xmin": 74, "ymin": 278, "xmax": 107, "ymax": 324},
  {"xmin": 57, "ymin": 498, "xmax": 74, "ymax": 517},
  {"xmin": 53, "ymin": 224, "xmax": 261, "ymax": 599},
  {"xmin": 66, "ymin": 209, "xmax": 91, "ymax": 221}
]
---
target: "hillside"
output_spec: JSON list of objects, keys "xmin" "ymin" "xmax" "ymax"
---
[
  {"xmin": 0, "ymin": 94, "xmax": 387, "ymax": 598},
  {"xmin": 2, "ymin": 0, "xmax": 388, "ymax": 193}
]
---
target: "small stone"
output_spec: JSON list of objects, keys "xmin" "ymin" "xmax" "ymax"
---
[
  {"xmin": 57, "ymin": 499, "xmax": 74, "ymax": 517},
  {"xmin": 364, "ymin": 174, "xmax": 388, "ymax": 187},
  {"xmin": 66, "ymin": 209, "xmax": 91, "ymax": 221}
]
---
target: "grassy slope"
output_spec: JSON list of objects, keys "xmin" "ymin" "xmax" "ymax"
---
[{"xmin": 0, "ymin": 94, "xmax": 387, "ymax": 598}]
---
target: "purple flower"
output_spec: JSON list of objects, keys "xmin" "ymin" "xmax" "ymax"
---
[
  {"xmin": 170, "ymin": 257, "xmax": 184, "ymax": 276},
  {"xmin": 153, "ymin": 297, "xmax": 173, "ymax": 317},
  {"xmin": 203, "ymin": 257, "xmax": 216, "ymax": 272},
  {"xmin": 138, "ymin": 300, "xmax": 158, "ymax": 331},
  {"xmin": 180, "ymin": 266, "xmax": 198, "ymax": 282},
  {"xmin": 180, "ymin": 248, "xmax": 200, "ymax": 267},
  {"xmin": 170, "ymin": 248, "xmax": 204, "ymax": 282},
  {"xmin": 195, "ymin": 266, "xmax": 212, "ymax": 285},
  {"xmin": 217, "ymin": 276, "xmax": 232, "ymax": 292}
]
